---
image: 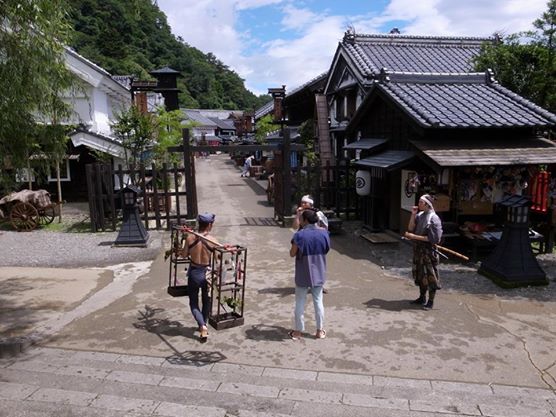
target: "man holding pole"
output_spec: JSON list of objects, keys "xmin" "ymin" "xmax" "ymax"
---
[
  {"xmin": 180, "ymin": 212, "xmax": 221, "ymax": 341},
  {"xmin": 404, "ymin": 194, "xmax": 443, "ymax": 310}
]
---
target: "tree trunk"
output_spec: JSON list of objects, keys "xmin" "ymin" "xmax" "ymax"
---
[{"xmin": 56, "ymin": 160, "xmax": 63, "ymax": 222}]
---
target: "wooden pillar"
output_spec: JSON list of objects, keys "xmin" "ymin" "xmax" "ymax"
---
[
  {"xmin": 182, "ymin": 129, "xmax": 198, "ymax": 219},
  {"xmin": 282, "ymin": 128, "xmax": 292, "ymax": 217}
]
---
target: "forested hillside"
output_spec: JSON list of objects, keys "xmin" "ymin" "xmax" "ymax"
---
[{"xmin": 69, "ymin": 0, "xmax": 269, "ymax": 110}]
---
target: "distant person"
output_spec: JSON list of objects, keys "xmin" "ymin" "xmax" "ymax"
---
[
  {"xmin": 288, "ymin": 209, "xmax": 331, "ymax": 340},
  {"xmin": 404, "ymin": 194, "xmax": 443, "ymax": 310},
  {"xmin": 240, "ymin": 155, "xmax": 254, "ymax": 177},
  {"xmin": 180, "ymin": 212, "xmax": 220, "ymax": 342},
  {"xmin": 199, "ymin": 137, "xmax": 209, "ymax": 158}
]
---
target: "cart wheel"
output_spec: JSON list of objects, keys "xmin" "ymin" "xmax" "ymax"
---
[
  {"xmin": 10, "ymin": 202, "xmax": 39, "ymax": 231},
  {"xmin": 37, "ymin": 205, "xmax": 56, "ymax": 225}
]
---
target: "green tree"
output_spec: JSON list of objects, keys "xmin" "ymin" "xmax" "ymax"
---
[
  {"xmin": 111, "ymin": 105, "xmax": 157, "ymax": 174},
  {"xmin": 0, "ymin": 0, "xmax": 75, "ymax": 191},
  {"xmin": 152, "ymin": 108, "xmax": 198, "ymax": 166},
  {"xmin": 299, "ymin": 119, "xmax": 318, "ymax": 165},
  {"xmin": 255, "ymin": 114, "xmax": 276, "ymax": 144},
  {"xmin": 532, "ymin": 0, "xmax": 556, "ymax": 110},
  {"xmin": 474, "ymin": 0, "xmax": 556, "ymax": 113},
  {"xmin": 69, "ymin": 0, "xmax": 270, "ymax": 111}
]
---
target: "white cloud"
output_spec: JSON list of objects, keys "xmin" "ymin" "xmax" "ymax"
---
[
  {"xmin": 157, "ymin": 0, "xmax": 550, "ymax": 98},
  {"xmin": 235, "ymin": 0, "xmax": 284, "ymax": 10},
  {"xmin": 158, "ymin": 0, "xmax": 244, "ymax": 67},
  {"xmin": 280, "ymin": 5, "xmax": 319, "ymax": 31},
  {"xmin": 378, "ymin": 0, "xmax": 546, "ymax": 37}
]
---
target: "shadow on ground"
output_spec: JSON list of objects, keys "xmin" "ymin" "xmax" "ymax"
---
[
  {"xmin": 257, "ymin": 287, "xmax": 295, "ymax": 297},
  {"xmin": 363, "ymin": 298, "xmax": 426, "ymax": 312},
  {"xmin": 245, "ymin": 324, "xmax": 290, "ymax": 342}
]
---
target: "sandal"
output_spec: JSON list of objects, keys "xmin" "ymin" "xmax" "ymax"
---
[
  {"xmin": 288, "ymin": 330, "xmax": 302, "ymax": 340},
  {"xmin": 315, "ymin": 329, "xmax": 326, "ymax": 339},
  {"xmin": 200, "ymin": 326, "xmax": 209, "ymax": 341}
]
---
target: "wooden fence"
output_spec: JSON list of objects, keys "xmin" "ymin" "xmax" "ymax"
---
[
  {"xmin": 85, "ymin": 162, "xmax": 191, "ymax": 232},
  {"xmin": 293, "ymin": 159, "xmax": 361, "ymax": 220}
]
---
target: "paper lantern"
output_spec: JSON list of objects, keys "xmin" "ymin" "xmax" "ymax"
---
[{"xmin": 356, "ymin": 170, "xmax": 371, "ymax": 196}]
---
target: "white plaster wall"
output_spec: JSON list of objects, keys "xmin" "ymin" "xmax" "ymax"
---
[
  {"xmin": 63, "ymin": 85, "xmax": 94, "ymax": 127},
  {"xmin": 92, "ymin": 88, "xmax": 111, "ymax": 135}
]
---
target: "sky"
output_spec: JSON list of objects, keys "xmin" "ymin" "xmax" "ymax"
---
[{"xmin": 156, "ymin": 0, "xmax": 549, "ymax": 96}]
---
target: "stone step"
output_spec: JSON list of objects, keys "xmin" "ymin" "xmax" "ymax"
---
[{"xmin": 0, "ymin": 347, "xmax": 554, "ymax": 417}]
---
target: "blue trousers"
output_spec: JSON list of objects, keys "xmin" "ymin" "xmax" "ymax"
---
[
  {"xmin": 294, "ymin": 286, "xmax": 324, "ymax": 332},
  {"xmin": 187, "ymin": 266, "xmax": 210, "ymax": 327}
]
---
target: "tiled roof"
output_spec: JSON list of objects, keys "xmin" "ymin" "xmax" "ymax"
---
[
  {"xmin": 286, "ymin": 72, "xmax": 328, "ymax": 98},
  {"xmin": 355, "ymin": 150, "xmax": 415, "ymax": 170},
  {"xmin": 378, "ymin": 71, "xmax": 556, "ymax": 128},
  {"xmin": 255, "ymin": 100, "xmax": 274, "ymax": 120},
  {"xmin": 150, "ymin": 66, "xmax": 181, "ymax": 74},
  {"xmin": 183, "ymin": 110, "xmax": 216, "ymax": 126},
  {"xmin": 342, "ymin": 34, "xmax": 491, "ymax": 78},
  {"xmin": 208, "ymin": 117, "xmax": 235, "ymax": 130}
]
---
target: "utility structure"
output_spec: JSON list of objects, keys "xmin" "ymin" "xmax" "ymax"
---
[{"xmin": 478, "ymin": 194, "xmax": 547, "ymax": 288}]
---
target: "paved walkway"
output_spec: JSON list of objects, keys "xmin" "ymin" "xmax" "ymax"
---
[{"xmin": 0, "ymin": 153, "xmax": 555, "ymax": 416}]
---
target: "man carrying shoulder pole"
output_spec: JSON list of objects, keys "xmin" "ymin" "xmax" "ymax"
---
[{"xmin": 404, "ymin": 194, "xmax": 443, "ymax": 311}]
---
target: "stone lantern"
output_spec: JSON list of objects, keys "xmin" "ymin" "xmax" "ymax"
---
[
  {"xmin": 478, "ymin": 194, "xmax": 547, "ymax": 288},
  {"xmin": 113, "ymin": 185, "xmax": 149, "ymax": 247}
]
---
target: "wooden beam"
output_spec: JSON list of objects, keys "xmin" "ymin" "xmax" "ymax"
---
[{"xmin": 168, "ymin": 144, "xmax": 305, "ymax": 153}]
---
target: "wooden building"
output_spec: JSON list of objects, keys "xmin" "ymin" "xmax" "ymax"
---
[{"xmin": 321, "ymin": 31, "xmax": 556, "ymax": 249}]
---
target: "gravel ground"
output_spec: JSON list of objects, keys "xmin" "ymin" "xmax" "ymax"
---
[
  {"xmin": 1, "ymin": 206, "xmax": 554, "ymax": 300},
  {"xmin": 0, "ymin": 229, "xmax": 166, "ymax": 268},
  {"xmin": 344, "ymin": 221, "xmax": 556, "ymax": 301},
  {"xmin": 0, "ymin": 203, "xmax": 167, "ymax": 268}
]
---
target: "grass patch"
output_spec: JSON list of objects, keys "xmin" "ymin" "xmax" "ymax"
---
[{"xmin": 42, "ymin": 218, "xmax": 92, "ymax": 233}]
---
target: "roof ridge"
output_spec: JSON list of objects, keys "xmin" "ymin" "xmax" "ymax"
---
[
  {"xmin": 348, "ymin": 33, "xmax": 493, "ymax": 45},
  {"xmin": 381, "ymin": 70, "xmax": 489, "ymax": 84}
]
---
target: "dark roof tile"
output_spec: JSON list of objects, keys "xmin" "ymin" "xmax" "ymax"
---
[
  {"xmin": 379, "ymin": 72, "xmax": 556, "ymax": 128},
  {"xmin": 343, "ymin": 34, "xmax": 491, "ymax": 78}
]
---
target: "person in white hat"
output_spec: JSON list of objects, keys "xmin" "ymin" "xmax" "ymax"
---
[
  {"xmin": 292, "ymin": 195, "xmax": 328, "ymax": 231},
  {"xmin": 404, "ymin": 194, "xmax": 443, "ymax": 310},
  {"xmin": 240, "ymin": 154, "xmax": 255, "ymax": 177}
]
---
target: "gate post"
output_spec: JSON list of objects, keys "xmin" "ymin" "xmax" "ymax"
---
[
  {"xmin": 282, "ymin": 128, "xmax": 292, "ymax": 219},
  {"xmin": 182, "ymin": 128, "xmax": 198, "ymax": 219}
]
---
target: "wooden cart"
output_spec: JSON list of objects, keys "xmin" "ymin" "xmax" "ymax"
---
[{"xmin": 0, "ymin": 189, "xmax": 58, "ymax": 231}]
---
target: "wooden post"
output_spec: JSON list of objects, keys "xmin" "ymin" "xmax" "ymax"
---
[
  {"xmin": 85, "ymin": 164, "xmax": 97, "ymax": 232},
  {"xmin": 93, "ymin": 163, "xmax": 105, "ymax": 231},
  {"xmin": 162, "ymin": 162, "xmax": 171, "ymax": 228},
  {"xmin": 107, "ymin": 164, "xmax": 117, "ymax": 231},
  {"xmin": 183, "ymin": 129, "xmax": 198, "ymax": 219},
  {"xmin": 139, "ymin": 164, "xmax": 148, "ymax": 230},
  {"xmin": 282, "ymin": 128, "xmax": 291, "ymax": 217},
  {"xmin": 344, "ymin": 160, "xmax": 350, "ymax": 219},
  {"xmin": 152, "ymin": 163, "xmax": 161, "ymax": 229},
  {"xmin": 173, "ymin": 162, "xmax": 181, "ymax": 223}
]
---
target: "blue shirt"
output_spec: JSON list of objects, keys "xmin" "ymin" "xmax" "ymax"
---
[{"xmin": 292, "ymin": 224, "xmax": 330, "ymax": 287}]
